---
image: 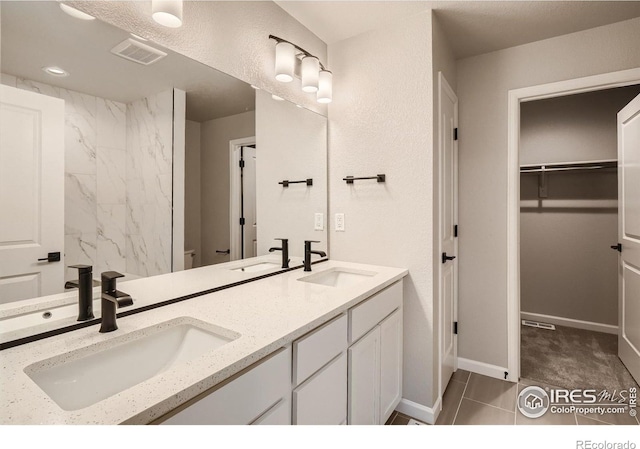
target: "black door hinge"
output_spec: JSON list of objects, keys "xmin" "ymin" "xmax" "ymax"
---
[
  {"xmin": 611, "ymin": 243, "xmax": 622, "ymax": 252},
  {"xmin": 239, "ymin": 217, "xmax": 245, "ymax": 226},
  {"xmin": 454, "ymin": 225, "xmax": 458, "ymax": 238},
  {"xmin": 239, "ymin": 159, "xmax": 245, "ymax": 168},
  {"xmin": 454, "ymin": 321, "xmax": 458, "ymax": 335},
  {"xmin": 454, "ymin": 128, "xmax": 458, "ymax": 141}
]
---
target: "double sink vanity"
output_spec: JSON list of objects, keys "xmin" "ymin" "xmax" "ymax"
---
[{"xmin": 0, "ymin": 258, "xmax": 407, "ymax": 425}]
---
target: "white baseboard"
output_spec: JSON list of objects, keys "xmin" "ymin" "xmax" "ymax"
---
[
  {"xmin": 458, "ymin": 357, "xmax": 512, "ymax": 382},
  {"xmin": 520, "ymin": 311, "xmax": 618, "ymax": 335},
  {"xmin": 396, "ymin": 397, "xmax": 441, "ymax": 425}
]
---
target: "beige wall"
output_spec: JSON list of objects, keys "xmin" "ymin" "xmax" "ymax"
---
[
  {"xmin": 457, "ymin": 17, "xmax": 640, "ymax": 368},
  {"xmin": 520, "ymin": 86, "xmax": 640, "ymax": 326},
  {"xmin": 185, "ymin": 120, "xmax": 201, "ymax": 268},
  {"xmin": 328, "ymin": 11, "xmax": 436, "ymax": 408},
  {"xmin": 255, "ymin": 90, "xmax": 327, "ymax": 258},
  {"xmin": 67, "ymin": 1, "xmax": 327, "ymax": 115},
  {"xmin": 200, "ymin": 111, "xmax": 255, "ymax": 266}
]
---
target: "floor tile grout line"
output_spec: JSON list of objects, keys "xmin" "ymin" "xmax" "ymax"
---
[
  {"xmin": 464, "ymin": 396, "xmax": 517, "ymax": 415},
  {"xmin": 451, "ymin": 373, "xmax": 471, "ymax": 425}
]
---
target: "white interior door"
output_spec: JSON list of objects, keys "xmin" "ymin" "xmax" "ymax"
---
[
  {"xmin": 438, "ymin": 73, "xmax": 459, "ymax": 395},
  {"xmin": 243, "ymin": 146, "xmax": 257, "ymax": 259},
  {"xmin": 0, "ymin": 85, "xmax": 65, "ymax": 304},
  {"xmin": 617, "ymin": 93, "xmax": 640, "ymax": 383}
]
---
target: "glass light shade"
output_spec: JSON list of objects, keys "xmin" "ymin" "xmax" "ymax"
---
[
  {"xmin": 59, "ymin": 4, "xmax": 95, "ymax": 20},
  {"xmin": 275, "ymin": 42, "xmax": 295, "ymax": 83},
  {"xmin": 301, "ymin": 56, "xmax": 320, "ymax": 93},
  {"xmin": 317, "ymin": 70, "xmax": 333, "ymax": 104},
  {"xmin": 152, "ymin": 0, "xmax": 183, "ymax": 28}
]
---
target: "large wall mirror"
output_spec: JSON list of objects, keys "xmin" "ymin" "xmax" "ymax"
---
[{"xmin": 0, "ymin": 1, "xmax": 327, "ymax": 343}]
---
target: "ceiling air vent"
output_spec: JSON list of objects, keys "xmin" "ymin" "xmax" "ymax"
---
[{"xmin": 110, "ymin": 39, "xmax": 167, "ymax": 65}]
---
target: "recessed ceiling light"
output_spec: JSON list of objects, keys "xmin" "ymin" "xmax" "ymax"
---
[
  {"xmin": 152, "ymin": 0, "xmax": 183, "ymax": 28},
  {"xmin": 59, "ymin": 4, "xmax": 95, "ymax": 21},
  {"xmin": 271, "ymin": 95, "xmax": 284, "ymax": 101},
  {"xmin": 42, "ymin": 66, "xmax": 69, "ymax": 77}
]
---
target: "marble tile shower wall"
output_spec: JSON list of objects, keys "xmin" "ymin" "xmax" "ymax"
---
[
  {"xmin": 125, "ymin": 90, "xmax": 173, "ymax": 277},
  {"xmin": 2, "ymin": 76, "xmax": 173, "ymax": 280},
  {"xmin": 7, "ymin": 77, "xmax": 127, "ymax": 282}
]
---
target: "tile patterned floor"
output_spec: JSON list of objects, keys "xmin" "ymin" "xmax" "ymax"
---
[{"xmin": 386, "ymin": 370, "xmax": 640, "ymax": 425}]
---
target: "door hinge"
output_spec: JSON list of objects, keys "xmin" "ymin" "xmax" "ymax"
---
[
  {"xmin": 239, "ymin": 159, "xmax": 245, "ymax": 168},
  {"xmin": 454, "ymin": 225, "xmax": 458, "ymax": 238},
  {"xmin": 454, "ymin": 321, "xmax": 458, "ymax": 335},
  {"xmin": 454, "ymin": 128, "xmax": 458, "ymax": 141},
  {"xmin": 611, "ymin": 243, "xmax": 622, "ymax": 252},
  {"xmin": 239, "ymin": 217, "xmax": 245, "ymax": 226}
]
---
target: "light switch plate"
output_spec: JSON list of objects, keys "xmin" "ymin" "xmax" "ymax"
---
[
  {"xmin": 314, "ymin": 213, "xmax": 324, "ymax": 231},
  {"xmin": 335, "ymin": 213, "xmax": 345, "ymax": 231}
]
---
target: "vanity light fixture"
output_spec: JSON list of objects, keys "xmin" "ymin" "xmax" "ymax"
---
[
  {"xmin": 269, "ymin": 35, "xmax": 332, "ymax": 104},
  {"xmin": 42, "ymin": 66, "xmax": 69, "ymax": 77},
  {"xmin": 152, "ymin": 0, "xmax": 183, "ymax": 28},
  {"xmin": 59, "ymin": 4, "xmax": 95, "ymax": 21}
]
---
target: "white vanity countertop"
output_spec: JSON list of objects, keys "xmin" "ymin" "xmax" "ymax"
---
[
  {"xmin": 0, "ymin": 260, "xmax": 407, "ymax": 424},
  {"xmin": 0, "ymin": 254, "xmax": 306, "ymax": 343}
]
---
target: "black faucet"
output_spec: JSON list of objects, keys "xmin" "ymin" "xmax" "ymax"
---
[
  {"xmin": 304, "ymin": 240, "xmax": 327, "ymax": 272},
  {"xmin": 99, "ymin": 271, "xmax": 133, "ymax": 333},
  {"xmin": 69, "ymin": 264, "xmax": 95, "ymax": 321},
  {"xmin": 268, "ymin": 238, "xmax": 290, "ymax": 268}
]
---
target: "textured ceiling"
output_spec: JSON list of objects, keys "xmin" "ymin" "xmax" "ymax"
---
[
  {"xmin": 274, "ymin": 1, "xmax": 640, "ymax": 58},
  {"xmin": 0, "ymin": 1, "xmax": 255, "ymax": 122}
]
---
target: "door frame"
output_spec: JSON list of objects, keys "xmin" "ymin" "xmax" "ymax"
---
[
  {"xmin": 506, "ymin": 67, "xmax": 640, "ymax": 381},
  {"xmin": 437, "ymin": 72, "xmax": 459, "ymax": 402},
  {"xmin": 229, "ymin": 136, "xmax": 256, "ymax": 261}
]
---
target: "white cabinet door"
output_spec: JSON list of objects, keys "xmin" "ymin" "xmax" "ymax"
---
[
  {"xmin": 348, "ymin": 326, "xmax": 380, "ymax": 425},
  {"xmin": 379, "ymin": 308, "xmax": 403, "ymax": 424},
  {"xmin": 293, "ymin": 353, "xmax": 347, "ymax": 425}
]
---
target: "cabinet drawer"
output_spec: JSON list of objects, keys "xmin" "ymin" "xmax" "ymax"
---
[
  {"xmin": 293, "ymin": 352, "xmax": 347, "ymax": 425},
  {"xmin": 161, "ymin": 346, "xmax": 291, "ymax": 425},
  {"xmin": 251, "ymin": 398, "xmax": 291, "ymax": 425},
  {"xmin": 293, "ymin": 313, "xmax": 347, "ymax": 386},
  {"xmin": 349, "ymin": 281, "xmax": 402, "ymax": 344}
]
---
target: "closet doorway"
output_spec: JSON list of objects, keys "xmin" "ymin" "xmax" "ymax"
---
[
  {"xmin": 518, "ymin": 84, "xmax": 640, "ymax": 395},
  {"xmin": 505, "ymin": 69, "xmax": 640, "ymax": 397}
]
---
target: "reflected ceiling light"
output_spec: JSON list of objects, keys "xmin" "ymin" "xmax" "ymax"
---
[
  {"xmin": 271, "ymin": 94, "xmax": 285, "ymax": 101},
  {"xmin": 59, "ymin": 4, "xmax": 95, "ymax": 21},
  {"xmin": 269, "ymin": 35, "xmax": 333, "ymax": 104},
  {"xmin": 42, "ymin": 66, "xmax": 69, "ymax": 77},
  {"xmin": 152, "ymin": 0, "xmax": 183, "ymax": 28}
]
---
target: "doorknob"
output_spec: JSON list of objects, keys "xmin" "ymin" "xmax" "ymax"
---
[
  {"xmin": 37, "ymin": 251, "xmax": 61, "ymax": 263},
  {"xmin": 442, "ymin": 252, "xmax": 456, "ymax": 264},
  {"xmin": 216, "ymin": 249, "xmax": 230, "ymax": 255},
  {"xmin": 610, "ymin": 243, "xmax": 622, "ymax": 252}
]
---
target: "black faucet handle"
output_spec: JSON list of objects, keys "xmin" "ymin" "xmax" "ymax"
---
[
  {"xmin": 69, "ymin": 264, "xmax": 92, "ymax": 273},
  {"xmin": 101, "ymin": 271, "xmax": 124, "ymax": 281}
]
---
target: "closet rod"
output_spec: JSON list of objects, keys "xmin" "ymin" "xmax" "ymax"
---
[{"xmin": 520, "ymin": 159, "xmax": 617, "ymax": 174}]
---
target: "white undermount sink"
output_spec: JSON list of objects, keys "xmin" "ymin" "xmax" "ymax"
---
[
  {"xmin": 0, "ymin": 298, "xmax": 101, "ymax": 335},
  {"xmin": 231, "ymin": 262, "xmax": 280, "ymax": 273},
  {"xmin": 298, "ymin": 267, "xmax": 377, "ymax": 288},
  {"xmin": 25, "ymin": 318, "xmax": 239, "ymax": 411}
]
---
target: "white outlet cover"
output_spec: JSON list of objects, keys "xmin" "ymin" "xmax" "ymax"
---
[
  {"xmin": 335, "ymin": 213, "xmax": 345, "ymax": 231},
  {"xmin": 314, "ymin": 213, "xmax": 324, "ymax": 231}
]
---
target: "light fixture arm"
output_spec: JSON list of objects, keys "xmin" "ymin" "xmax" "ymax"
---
[{"xmin": 268, "ymin": 35, "xmax": 328, "ymax": 71}]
